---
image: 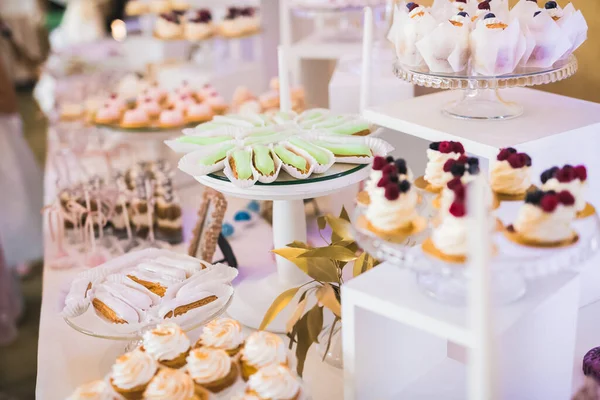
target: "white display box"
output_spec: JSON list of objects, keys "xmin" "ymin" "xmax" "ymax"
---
[
  {"xmin": 342, "ymin": 263, "xmax": 580, "ymax": 399},
  {"xmin": 362, "ymin": 88, "xmax": 600, "ymax": 307}
]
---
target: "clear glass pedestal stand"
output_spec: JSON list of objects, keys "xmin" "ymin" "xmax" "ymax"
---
[{"xmin": 393, "ymin": 55, "xmax": 578, "ymax": 120}]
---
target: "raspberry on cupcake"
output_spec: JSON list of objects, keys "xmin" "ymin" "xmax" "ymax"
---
[
  {"xmin": 490, "ymin": 147, "xmax": 533, "ymax": 199},
  {"xmin": 362, "ymin": 156, "xmax": 412, "ymax": 206},
  {"xmin": 507, "ymin": 189, "xmax": 578, "ymax": 246},
  {"xmin": 422, "ymin": 141, "xmax": 465, "ymax": 191},
  {"xmin": 541, "ymin": 164, "xmax": 588, "ymax": 214}
]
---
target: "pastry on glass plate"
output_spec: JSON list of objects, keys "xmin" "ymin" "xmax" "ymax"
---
[
  {"xmin": 195, "ymin": 317, "xmax": 245, "ymax": 356},
  {"xmin": 142, "ymin": 321, "xmax": 191, "ymax": 368},
  {"xmin": 186, "ymin": 347, "xmax": 239, "ymax": 393},
  {"xmin": 122, "ymin": 108, "xmax": 150, "ymax": 129},
  {"xmin": 240, "ymin": 331, "xmax": 288, "ymax": 381},
  {"xmin": 541, "ymin": 164, "xmax": 592, "ymax": 217},
  {"xmin": 505, "ymin": 189, "xmax": 578, "ymax": 247},
  {"xmin": 490, "ymin": 147, "xmax": 533, "ymax": 200},
  {"xmin": 109, "ymin": 348, "xmax": 158, "ymax": 399},
  {"xmin": 418, "ymin": 140, "xmax": 465, "ymax": 192}
]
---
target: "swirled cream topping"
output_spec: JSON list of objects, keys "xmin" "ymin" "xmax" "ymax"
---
[
  {"xmin": 247, "ymin": 365, "xmax": 301, "ymax": 400},
  {"xmin": 242, "ymin": 331, "xmax": 287, "ymax": 368},
  {"xmin": 432, "ymin": 215, "xmax": 468, "ymax": 256},
  {"xmin": 110, "ymin": 348, "xmax": 157, "ymax": 390},
  {"xmin": 514, "ymin": 203, "xmax": 576, "ymax": 242},
  {"xmin": 366, "ymin": 188, "xmax": 419, "ymax": 231},
  {"xmin": 143, "ymin": 368, "xmax": 195, "ymax": 400},
  {"xmin": 186, "ymin": 348, "xmax": 232, "ymax": 384},
  {"xmin": 142, "ymin": 322, "xmax": 191, "ymax": 362},
  {"xmin": 490, "ymin": 160, "xmax": 531, "ymax": 195},
  {"xmin": 542, "ymin": 178, "xmax": 586, "ymax": 212},
  {"xmin": 67, "ymin": 380, "xmax": 115, "ymax": 400},
  {"xmin": 199, "ymin": 317, "xmax": 244, "ymax": 351},
  {"xmin": 424, "ymin": 149, "xmax": 461, "ymax": 189}
]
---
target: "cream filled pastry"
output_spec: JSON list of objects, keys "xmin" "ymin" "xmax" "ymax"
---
[
  {"xmin": 541, "ymin": 164, "xmax": 587, "ymax": 213},
  {"xmin": 365, "ymin": 156, "xmax": 413, "ymax": 197},
  {"xmin": 246, "ymin": 365, "xmax": 302, "ymax": 400},
  {"xmin": 490, "ymin": 147, "xmax": 532, "ymax": 195},
  {"xmin": 196, "ymin": 317, "xmax": 245, "ymax": 355},
  {"xmin": 142, "ymin": 322, "xmax": 191, "ymax": 368},
  {"xmin": 186, "ymin": 348, "xmax": 238, "ymax": 393},
  {"xmin": 67, "ymin": 380, "xmax": 118, "ymax": 400},
  {"xmin": 240, "ymin": 331, "xmax": 288, "ymax": 380},
  {"xmin": 366, "ymin": 176, "xmax": 418, "ymax": 232},
  {"xmin": 143, "ymin": 368, "xmax": 197, "ymax": 400},
  {"xmin": 155, "ymin": 12, "xmax": 184, "ymax": 39},
  {"xmin": 424, "ymin": 141, "xmax": 465, "ymax": 189},
  {"xmin": 440, "ymin": 155, "xmax": 480, "ymax": 187},
  {"xmin": 511, "ymin": 189, "xmax": 577, "ymax": 244},
  {"xmin": 431, "ymin": 196, "xmax": 469, "ymax": 257},
  {"xmin": 110, "ymin": 348, "xmax": 158, "ymax": 399}
]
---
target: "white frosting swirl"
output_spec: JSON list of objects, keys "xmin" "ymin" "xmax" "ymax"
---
[
  {"xmin": 432, "ymin": 214, "xmax": 468, "ymax": 256},
  {"xmin": 242, "ymin": 331, "xmax": 287, "ymax": 368},
  {"xmin": 247, "ymin": 365, "xmax": 301, "ymax": 400},
  {"xmin": 142, "ymin": 322, "xmax": 191, "ymax": 362},
  {"xmin": 143, "ymin": 368, "xmax": 195, "ymax": 400},
  {"xmin": 514, "ymin": 203, "xmax": 576, "ymax": 242},
  {"xmin": 110, "ymin": 348, "xmax": 157, "ymax": 390},
  {"xmin": 366, "ymin": 188, "xmax": 419, "ymax": 231},
  {"xmin": 199, "ymin": 317, "xmax": 245, "ymax": 351},
  {"xmin": 542, "ymin": 178, "xmax": 586, "ymax": 212},
  {"xmin": 490, "ymin": 160, "xmax": 531, "ymax": 195},
  {"xmin": 186, "ymin": 348, "xmax": 232, "ymax": 384},
  {"xmin": 67, "ymin": 380, "xmax": 115, "ymax": 400},
  {"xmin": 424, "ymin": 149, "xmax": 461, "ymax": 189}
]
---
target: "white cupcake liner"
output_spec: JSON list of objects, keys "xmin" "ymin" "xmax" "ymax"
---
[
  {"xmin": 558, "ymin": 5, "xmax": 588, "ymax": 54},
  {"xmin": 254, "ymin": 144, "xmax": 283, "ymax": 184},
  {"xmin": 178, "ymin": 144, "xmax": 242, "ymax": 177},
  {"xmin": 389, "ymin": 7, "xmax": 437, "ymax": 68},
  {"xmin": 274, "ymin": 141, "xmax": 317, "ymax": 180},
  {"xmin": 519, "ymin": 13, "xmax": 571, "ymax": 68},
  {"xmin": 470, "ymin": 19, "xmax": 527, "ymax": 76},
  {"xmin": 284, "ymin": 140, "xmax": 335, "ymax": 174},
  {"xmin": 416, "ymin": 21, "xmax": 471, "ymax": 73},
  {"xmin": 223, "ymin": 147, "xmax": 260, "ymax": 188},
  {"xmin": 62, "ymin": 298, "xmax": 91, "ymax": 318}
]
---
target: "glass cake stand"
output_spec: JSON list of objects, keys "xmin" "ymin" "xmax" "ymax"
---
[
  {"xmin": 352, "ymin": 197, "xmax": 600, "ymax": 305},
  {"xmin": 393, "ymin": 55, "xmax": 578, "ymax": 120}
]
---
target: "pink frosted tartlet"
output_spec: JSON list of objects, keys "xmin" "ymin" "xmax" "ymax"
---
[
  {"xmin": 95, "ymin": 104, "xmax": 122, "ymax": 124},
  {"xmin": 172, "ymin": 95, "xmax": 197, "ymax": 113},
  {"xmin": 159, "ymin": 109, "xmax": 186, "ymax": 128},
  {"xmin": 204, "ymin": 92, "xmax": 228, "ymax": 114},
  {"xmin": 122, "ymin": 108, "xmax": 150, "ymax": 128},
  {"xmin": 138, "ymin": 97, "xmax": 163, "ymax": 118},
  {"xmin": 187, "ymin": 103, "xmax": 214, "ymax": 122}
]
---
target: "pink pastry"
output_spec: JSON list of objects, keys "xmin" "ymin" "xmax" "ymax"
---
[
  {"xmin": 177, "ymin": 81, "xmax": 195, "ymax": 97},
  {"xmin": 138, "ymin": 97, "xmax": 163, "ymax": 118},
  {"xmin": 142, "ymin": 86, "xmax": 167, "ymax": 103},
  {"xmin": 196, "ymin": 83, "xmax": 215, "ymax": 101},
  {"xmin": 159, "ymin": 109, "xmax": 185, "ymax": 127},
  {"xmin": 172, "ymin": 95, "xmax": 196, "ymax": 113},
  {"xmin": 95, "ymin": 103, "xmax": 122, "ymax": 124},
  {"xmin": 105, "ymin": 93, "xmax": 127, "ymax": 111},
  {"xmin": 122, "ymin": 108, "xmax": 150, "ymax": 128},
  {"xmin": 204, "ymin": 91, "xmax": 228, "ymax": 114},
  {"xmin": 186, "ymin": 103, "xmax": 213, "ymax": 122}
]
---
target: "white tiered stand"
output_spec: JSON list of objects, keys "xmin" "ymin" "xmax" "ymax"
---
[{"xmin": 340, "ymin": 7, "xmax": 600, "ymax": 399}]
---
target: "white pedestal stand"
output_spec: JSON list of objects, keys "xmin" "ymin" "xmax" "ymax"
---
[{"xmin": 196, "ymin": 165, "xmax": 370, "ymax": 333}]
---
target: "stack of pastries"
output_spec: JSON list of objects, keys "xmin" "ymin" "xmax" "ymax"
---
[
  {"xmin": 67, "ymin": 319, "xmax": 307, "ymax": 400},
  {"xmin": 388, "ymin": 0, "xmax": 587, "ymax": 75}
]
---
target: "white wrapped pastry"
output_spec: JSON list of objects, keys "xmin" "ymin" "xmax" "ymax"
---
[
  {"xmin": 554, "ymin": 2, "xmax": 588, "ymax": 55},
  {"xmin": 470, "ymin": 14, "xmax": 527, "ymax": 76},
  {"xmin": 520, "ymin": 11, "xmax": 571, "ymax": 67},
  {"xmin": 509, "ymin": 0, "xmax": 541, "ymax": 24},
  {"xmin": 470, "ymin": 0, "xmax": 509, "ymax": 23},
  {"xmin": 416, "ymin": 12, "xmax": 471, "ymax": 73},
  {"xmin": 388, "ymin": 2, "xmax": 438, "ymax": 67}
]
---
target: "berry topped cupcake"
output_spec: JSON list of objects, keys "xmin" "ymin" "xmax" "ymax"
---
[
  {"xmin": 541, "ymin": 164, "xmax": 588, "ymax": 214},
  {"xmin": 362, "ymin": 156, "xmax": 412, "ymax": 205},
  {"xmin": 441, "ymin": 155, "xmax": 480, "ymax": 185},
  {"xmin": 422, "ymin": 141, "xmax": 465, "ymax": 191},
  {"xmin": 507, "ymin": 189, "xmax": 577, "ymax": 246},
  {"xmin": 365, "ymin": 174, "xmax": 420, "ymax": 234},
  {"xmin": 490, "ymin": 147, "xmax": 533, "ymax": 198}
]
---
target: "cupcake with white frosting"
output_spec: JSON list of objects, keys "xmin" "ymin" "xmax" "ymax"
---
[
  {"xmin": 366, "ymin": 176, "xmax": 419, "ymax": 233},
  {"xmin": 541, "ymin": 164, "xmax": 587, "ymax": 213},
  {"xmin": 186, "ymin": 347, "xmax": 239, "ymax": 393},
  {"xmin": 423, "ymin": 141, "xmax": 465, "ymax": 191},
  {"xmin": 240, "ymin": 331, "xmax": 288, "ymax": 381},
  {"xmin": 143, "ymin": 368, "xmax": 200, "ymax": 400},
  {"xmin": 195, "ymin": 317, "xmax": 245, "ymax": 356},
  {"xmin": 490, "ymin": 147, "xmax": 532, "ymax": 198},
  {"xmin": 430, "ymin": 193, "xmax": 469, "ymax": 260},
  {"xmin": 67, "ymin": 380, "xmax": 119, "ymax": 400},
  {"xmin": 246, "ymin": 365, "xmax": 302, "ymax": 400},
  {"xmin": 142, "ymin": 322, "xmax": 191, "ymax": 368},
  {"xmin": 109, "ymin": 348, "xmax": 158, "ymax": 399}
]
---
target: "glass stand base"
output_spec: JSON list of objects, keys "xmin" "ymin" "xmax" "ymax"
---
[
  {"xmin": 443, "ymin": 88, "xmax": 523, "ymax": 120},
  {"xmin": 415, "ymin": 269, "xmax": 527, "ymax": 306}
]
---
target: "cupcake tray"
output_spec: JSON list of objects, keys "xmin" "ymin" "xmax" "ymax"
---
[{"xmin": 352, "ymin": 190, "xmax": 600, "ymax": 304}]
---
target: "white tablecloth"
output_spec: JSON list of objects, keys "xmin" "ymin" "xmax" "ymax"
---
[{"xmin": 35, "ymin": 164, "xmax": 344, "ymax": 400}]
